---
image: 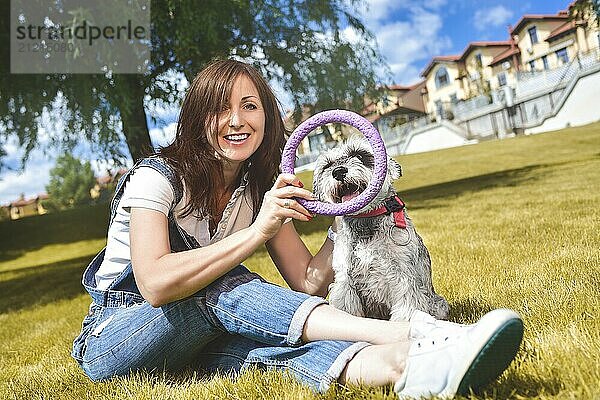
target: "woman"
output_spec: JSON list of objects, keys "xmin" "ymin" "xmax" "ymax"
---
[{"xmin": 72, "ymin": 59, "xmax": 523, "ymax": 398}]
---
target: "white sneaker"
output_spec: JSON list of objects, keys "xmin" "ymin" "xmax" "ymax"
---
[
  {"xmin": 409, "ymin": 310, "xmax": 468, "ymax": 340},
  {"xmin": 395, "ymin": 309, "xmax": 523, "ymax": 399}
]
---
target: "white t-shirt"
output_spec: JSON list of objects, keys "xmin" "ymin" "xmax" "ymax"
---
[{"xmin": 94, "ymin": 166, "xmax": 255, "ymax": 290}]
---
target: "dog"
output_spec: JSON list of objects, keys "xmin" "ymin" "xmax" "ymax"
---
[{"xmin": 312, "ymin": 136, "xmax": 449, "ymax": 321}]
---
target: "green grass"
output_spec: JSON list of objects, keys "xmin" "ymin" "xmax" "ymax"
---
[{"xmin": 1, "ymin": 123, "xmax": 599, "ymax": 399}]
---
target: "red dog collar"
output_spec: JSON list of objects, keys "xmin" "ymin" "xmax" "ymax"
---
[{"xmin": 351, "ymin": 195, "xmax": 407, "ymax": 229}]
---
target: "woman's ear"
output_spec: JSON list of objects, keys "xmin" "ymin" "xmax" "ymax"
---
[{"xmin": 389, "ymin": 158, "xmax": 402, "ymax": 180}]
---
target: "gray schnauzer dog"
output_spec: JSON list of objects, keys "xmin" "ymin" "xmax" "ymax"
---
[{"xmin": 313, "ymin": 136, "xmax": 450, "ymax": 321}]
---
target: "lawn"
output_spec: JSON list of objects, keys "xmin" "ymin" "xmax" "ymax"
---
[{"xmin": 1, "ymin": 122, "xmax": 599, "ymax": 399}]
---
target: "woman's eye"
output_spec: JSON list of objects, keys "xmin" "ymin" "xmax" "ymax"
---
[{"xmin": 244, "ymin": 103, "xmax": 257, "ymax": 110}]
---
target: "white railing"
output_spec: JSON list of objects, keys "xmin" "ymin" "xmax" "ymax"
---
[{"xmin": 516, "ymin": 48, "xmax": 600, "ymax": 97}]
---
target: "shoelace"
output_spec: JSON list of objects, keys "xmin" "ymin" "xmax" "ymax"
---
[{"xmin": 414, "ymin": 332, "xmax": 459, "ymax": 350}]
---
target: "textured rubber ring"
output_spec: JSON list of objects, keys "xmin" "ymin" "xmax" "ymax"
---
[{"xmin": 281, "ymin": 109, "xmax": 387, "ymax": 216}]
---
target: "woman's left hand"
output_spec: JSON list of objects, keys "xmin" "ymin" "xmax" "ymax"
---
[{"xmin": 251, "ymin": 173, "xmax": 314, "ymax": 240}]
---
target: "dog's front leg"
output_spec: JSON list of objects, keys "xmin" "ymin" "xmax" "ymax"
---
[{"xmin": 328, "ymin": 278, "xmax": 365, "ymax": 317}]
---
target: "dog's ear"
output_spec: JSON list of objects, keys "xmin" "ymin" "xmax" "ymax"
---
[{"xmin": 389, "ymin": 158, "xmax": 402, "ymax": 179}]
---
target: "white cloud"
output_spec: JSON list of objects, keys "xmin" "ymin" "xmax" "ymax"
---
[
  {"xmin": 0, "ymin": 143, "xmax": 54, "ymax": 205},
  {"xmin": 356, "ymin": 2, "xmax": 452, "ymax": 85},
  {"xmin": 473, "ymin": 5, "xmax": 514, "ymax": 31}
]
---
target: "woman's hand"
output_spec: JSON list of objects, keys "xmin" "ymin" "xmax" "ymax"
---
[{"xmin": 251, "ymin": 173, "xmax": 314, "ymax": 241}]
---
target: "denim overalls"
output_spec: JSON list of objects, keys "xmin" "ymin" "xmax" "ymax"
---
[{"xmin": 71, "ymin": 156, "xmax": 369, "ymax": 393}]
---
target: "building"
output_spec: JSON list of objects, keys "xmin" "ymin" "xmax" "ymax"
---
[
  {"xmin": 8, "ymin": 193, "xmax": 48, "ymax": 220},
  {"xmin": 420, "ymin": 1, "xmax": 599, "ymax": 120},
  {"xmin": 361, "ymin": 81, "xmax": 428, "ymax": 130}
]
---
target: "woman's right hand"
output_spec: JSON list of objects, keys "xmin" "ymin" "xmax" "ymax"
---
[{"xmin": 251, "ymin": 173, "xmax": 315, "ymax": 241}]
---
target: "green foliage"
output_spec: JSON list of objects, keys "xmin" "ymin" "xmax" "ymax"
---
[
  {"xmin": 45, "ymin": 154, "xmax": 97, "ymax": 210},
  {"xmin": 0, "ymin": 0, "xmax": 387, "ymax": 165},
  {"xmin": 569, "ymin": 0, "xmax": 600, "ymax": 28},
  {"xmin": 1, "ymin": 123, "xmax": 599, "ymax": 399}
]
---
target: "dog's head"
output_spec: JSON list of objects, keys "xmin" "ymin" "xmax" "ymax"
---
[{"xmin": 312, "ymin": 135, "xmax": 402, "ymax": 214}]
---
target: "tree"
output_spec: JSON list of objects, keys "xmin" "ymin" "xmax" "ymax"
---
[
  {"xmin": 569, "ymin": 0, "xmax": 600, "ymax": 28},
  {"xmin": 45, "ymin": 154, "xmax": 97, "ymax": 210},
  {"xmin": 0, "ymin": 1, "xmax": 386, "ymax": 169}
]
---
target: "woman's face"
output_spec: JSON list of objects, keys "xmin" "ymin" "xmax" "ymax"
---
[{"xmin": 215, "ymin": 74, "xmax": 266, "ymax": 165}]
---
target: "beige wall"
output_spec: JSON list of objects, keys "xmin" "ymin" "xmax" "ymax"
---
[
  {"xmin": 490, "ymin": 61, "xmax": 518, "ymax": 89},
  {"xmin": 462, "ymin": 46, "xmax": 513, "ymax": 92},
  {"xmin": 424, "ymin": 62, "xmax": 463, "ymax": 116},
  {"xmin": 516, "ymin": 20, "xmax": 565, "ymax": 67},
  {"xmin": 584, "ymin": 24, "xmax": 600, "ymax": 51},
  {"xmin": 10, "ymin": 202, "xmax": 45, "ymax": 220}
]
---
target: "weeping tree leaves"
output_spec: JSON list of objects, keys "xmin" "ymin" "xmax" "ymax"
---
[{"xmin": 0, "ymin": 0, "xmax": 386, "ymax": 169}]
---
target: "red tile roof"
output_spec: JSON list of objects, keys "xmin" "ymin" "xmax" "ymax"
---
[
  {"xmin": 546, "ymin": 20, "xmax": 578, "ymax": 42},
  {"xmin": 489, "ymin": 47, "xmax": 521, "ymax": 66},
  {"xmin": 459, "ymin": 41, "xmax": 512, "ymax": 61},
  {"xmin": 10, "ymin": 194, "xmax": 48, "ymax": 207}
]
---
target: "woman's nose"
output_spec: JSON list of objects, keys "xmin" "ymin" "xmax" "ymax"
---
[{"xmin": 228, "ymin": 111, "xmax": 245, "ymax": 129}]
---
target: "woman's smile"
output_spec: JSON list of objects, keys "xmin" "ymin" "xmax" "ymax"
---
[{"xmin": 222, "ymin": 132, "xmax": 251, "ymax": 145}]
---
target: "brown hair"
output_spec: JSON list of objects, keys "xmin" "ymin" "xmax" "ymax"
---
[{"xmin": 159, "ymin": 59, "xmax": 287, "ymax": 220}]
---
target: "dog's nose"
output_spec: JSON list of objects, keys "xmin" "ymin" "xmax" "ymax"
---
[{"xmin": 332, "ymin": 166, "xmax": 348, "ymax": 181}]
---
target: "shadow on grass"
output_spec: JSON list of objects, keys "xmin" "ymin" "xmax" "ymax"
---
[
  {"xmin": 0, "ymin": 255, "xmax": 90, "ymax": 314},
  {"xmin": 0, "ymin": 203, "xmax": 110, "ymax": 264},
  {"xmin": 481, "ymin": 372, "xmax": 563, "ymax": 399},
  {"xmin": 400, "ymin": 164, "xmax": 547, "ymax": 208}
]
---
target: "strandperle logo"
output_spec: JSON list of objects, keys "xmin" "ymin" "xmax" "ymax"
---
[
  {"xmin": 15, "ymin": 19, "xmax": 147, "ymax": 47},
  {"xmin": 11, "ymin": 0, "xmax": 150, "ymax": 74}
]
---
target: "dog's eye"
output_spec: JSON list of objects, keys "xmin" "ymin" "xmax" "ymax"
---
[{"xmin": 350, "ymin": 150, "xmax": 373, "ymax": 166}]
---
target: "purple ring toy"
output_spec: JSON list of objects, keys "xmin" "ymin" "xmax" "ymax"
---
[{"xmin": 281, "ymin": 109, "xmax": 387, "ymax": 216}]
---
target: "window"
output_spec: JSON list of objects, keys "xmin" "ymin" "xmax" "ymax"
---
[
  {"xmin": 497, "ymin": 72, "xmax": 507, "ymax": 87},
  {"xmin": 556, "ymin": 48, "xmax": 569, "ymax": 65},
  {"xmin": 449, "ymin": 93, "xmax": 458, "ymax": 104},
  {"xmin": 475, "ymin": 53, "xmax": 483, "ymax": 67},
  {"xmin": 542, "ymin": 55, "xmax": 549, "ymax": 70},
  {"xmin": 528, "ymin": 26, "xmax": 538, "ymax": 44},
  {"xmin": 435, "ymin": 67, "xmax": 450, "ymax": 88},
  {"xmin": 529, "ymin": 60, "xmax": 536, "ymax": 71}
]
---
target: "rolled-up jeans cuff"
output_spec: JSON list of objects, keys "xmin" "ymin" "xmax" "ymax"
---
[
  {"xmin": 286, "ymin": 296, "xmax": 328, "ymax": 346},
  {"xmin": 319, "ymin": 341, "xmax": 371, "ymax": 393}
]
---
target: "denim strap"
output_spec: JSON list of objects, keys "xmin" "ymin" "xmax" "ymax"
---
[{"xmin": 82, "ymin": 156, "xmax": 200, "ymax": 307}]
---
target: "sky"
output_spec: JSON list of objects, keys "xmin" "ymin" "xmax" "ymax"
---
[{"xmin": 0, "ymin": 0, "xmax": 572, "ymax": 205}]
